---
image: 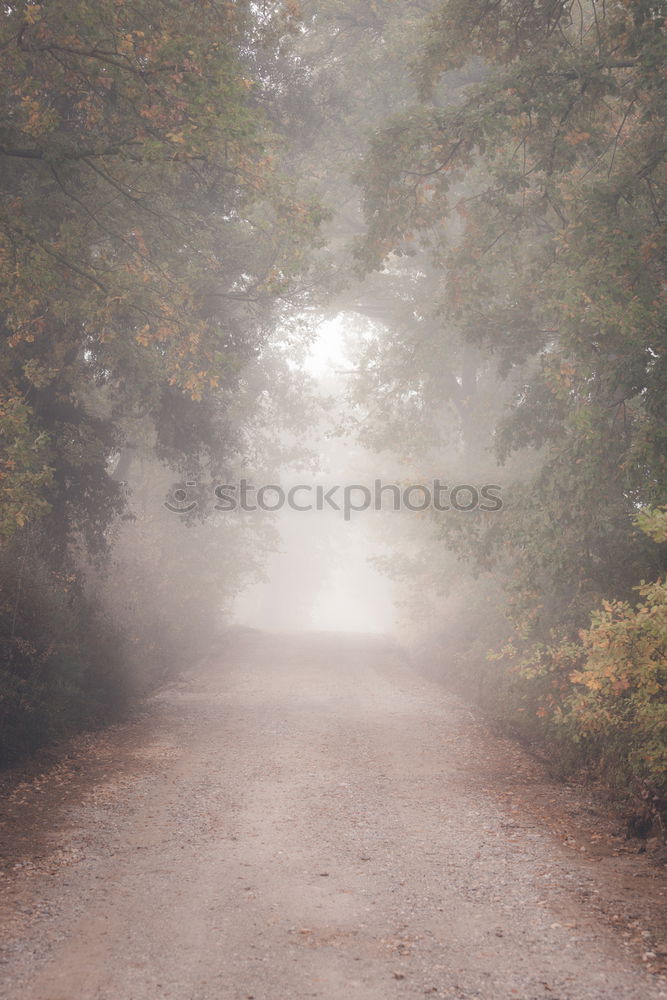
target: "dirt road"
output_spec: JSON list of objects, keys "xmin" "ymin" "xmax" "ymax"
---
[{"xmin": 0, "ymin": 632, "xmax": 665, "ymax": 1000}]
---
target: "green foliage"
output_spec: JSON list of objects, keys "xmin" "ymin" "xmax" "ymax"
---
[
  {"xmin": 564, "ymin": 579, "xmax": 666, "ymax": 804},
  {"xmin": 0, "ymin": 0, "xmax": 324, "ymax": 551},
  {"xmin": 0, "ymin": 540, "xmax": 133, "ymax": 765},
  {"xmin": 490, "ymin": 573, "xmax": 667, "ymax": 820},
  {"xmin": 477, "ymin": 508, "xmax": 666, "ymax": 823},
  {"xmin": 352, "ymin": 2, "xmax": 667, "ymax": 602},
  {"xmin": 635, "ymin": 505, "xmax": 667, "ymax": 544},
  {"xmin": 0, "ymin": 0, "xmax": 324, "ymax": 764},
  {"xmin": 349, "ymin": 0, "xmax": 667, "ymax": 820},
  {"xmin": 0, "ymin": 392, "xmax": 52, "ymax": 542}
]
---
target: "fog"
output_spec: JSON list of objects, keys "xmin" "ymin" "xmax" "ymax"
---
[
  {"xmin": 234, "ymin": 520, "xmax": 398, "ymax": 633},
  {"xmin": 233, "ymin": 316, "xmax": 400, "ymax": 635}
]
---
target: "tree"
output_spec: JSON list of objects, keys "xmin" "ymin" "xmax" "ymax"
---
[
  {"xmin": 0, "ymin": 0, "xmax": 323, "ymax": 549},
  {"xmin": 354, "ymin": 0, "xmax": 667, "ymax": 635},
  {"xmin": 0, "ymin": 0, "xmax": 324, "ymax": 761}
]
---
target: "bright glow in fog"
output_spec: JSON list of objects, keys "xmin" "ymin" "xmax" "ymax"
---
[
  {"xmin": 233, "ymin": 314, "xmax": 399, "ymax": 634},
  {"xmin": 233, "ymin": 518, "xmax": 397, "ymax": 633},
  {"xmin": 307, "ymin": 535, "xmax": 397, "ymax": 632},
  {"xmin": 303, "ymin": 315, "xmax": 349, "ymax": 378}
]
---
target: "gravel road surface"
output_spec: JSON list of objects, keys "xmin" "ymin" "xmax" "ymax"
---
[{"xmin": 0, "ymin": 632, "xmax": 665, "ymax": 1000}]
